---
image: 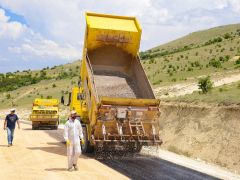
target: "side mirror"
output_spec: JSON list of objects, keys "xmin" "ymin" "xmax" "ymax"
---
[
  {"xmin": 61, "ymin": 96, "xmax": 65, "ymax": 105},
  {"xmin": 67, "ymin": 92, "xmax": 72, "ymax": 106}
]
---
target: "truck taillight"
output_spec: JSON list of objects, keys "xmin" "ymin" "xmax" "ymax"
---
[{"xmin": 101, "ymin": 105, "xmax": 111, "ymax": 109}]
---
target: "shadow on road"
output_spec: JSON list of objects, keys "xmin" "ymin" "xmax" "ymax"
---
[
  {"xmin": 0, "ymin": 145, "xmax": 9, "ymax": 147},
  {"xmin": 45, "ymin": 168, "xmax": 67, "ymax": 172},
  {"xmin": 28, "ymin": 145, "xmax": 65, "ymax": 157}
]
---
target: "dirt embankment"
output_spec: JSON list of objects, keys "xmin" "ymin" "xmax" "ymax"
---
[{"xmin": 159, "ymin": 101, "xmax": 240, "ymax": 173}]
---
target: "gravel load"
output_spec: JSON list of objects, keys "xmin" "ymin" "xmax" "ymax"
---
[{"xmin": 93, "ymin": 70, "xmax": 142, "ymax": 98}]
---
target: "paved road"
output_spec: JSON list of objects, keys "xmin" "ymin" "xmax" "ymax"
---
[
  {"xmin": 0, "ymin": 122, "xmax": 219, "ymax": 180},
  {"xmin": 100, "ymin": 157, "xmax": 219, "ymax": 180}
]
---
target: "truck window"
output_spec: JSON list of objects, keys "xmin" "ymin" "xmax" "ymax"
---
[{"xmin": 77, "ymin": 93, "xmax": 85, "ymax": 100}]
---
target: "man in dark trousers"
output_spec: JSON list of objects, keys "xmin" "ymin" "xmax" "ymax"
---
[{"xmin": 3, "ymin": 108, "xmax": 20, "ymax": 147}]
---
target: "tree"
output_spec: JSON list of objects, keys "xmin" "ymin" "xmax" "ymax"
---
[{"xmin": 198, "ymin": 76, "xmax": 213, "ymax": 94}]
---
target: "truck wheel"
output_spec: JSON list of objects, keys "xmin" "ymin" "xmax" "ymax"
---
[
  {"xmin": 32, "ymin": 124, "xmax": 38, "ymax": 130},
  {"xmin": 81, "ymin": 126, "xmax": 94, "ymax": 153}
]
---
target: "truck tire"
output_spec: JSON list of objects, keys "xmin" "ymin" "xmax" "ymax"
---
[
  {"xmin": 32, "ymin": 124, "xmax": 38, "ymax": 130},
  {"xmin": 81, "ymin": 126, "xmax": 94, "ymax": 153}
]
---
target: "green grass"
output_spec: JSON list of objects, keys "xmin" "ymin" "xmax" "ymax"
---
[
  {"xmin": 0, "ymin": 77, "xmax": 78, "ymax": 109},
  {"xmin": 151, "ymin": 23, "xmax": 240, "ymax": 52},
  {"xmin": 141, "ymin": 23, "xmax": 240, "ymax": 86},
  {"xmin": 167, "ymin": 81, "xmax": 240, "ymax": 104}
]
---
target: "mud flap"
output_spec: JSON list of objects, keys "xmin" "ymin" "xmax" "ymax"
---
[{"xmin": 81, "ymin": 125, "xmax": 94, "ymax": 153}]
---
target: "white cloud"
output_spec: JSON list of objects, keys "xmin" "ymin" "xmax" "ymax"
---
[
  {"xmin": 228, "ymin": 0, "xmax": 240, "ymax": 13},
  {"xmin": 0, "ymin": 8, "xmax": 25, "ymax": 39},
  {"xmin": 8, "ymin": 39, "xmax": 81, "ymax": 60},
  {"xmin": 0, "ymin": 0, "xmax": 239, "ymax": 72},
  {"xmin": 0, "ymin": 7, "xmax": 81, "ymax": 71}
]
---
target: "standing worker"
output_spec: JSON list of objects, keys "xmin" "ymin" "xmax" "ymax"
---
[
  {"xmin": 64, "ymin": 110, "xmax": 84, "ymax": 171},
  {"xmin": 3, "ymin": 108, "xmax": 20, "ymax": 147}
]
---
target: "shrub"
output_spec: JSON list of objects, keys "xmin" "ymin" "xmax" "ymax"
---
[
  {"xmin": 235, "ymin": 58, "xmax": 240, "ymax": 65},
  {"xmin": 209, "ymin": 59, "xmax": 222, "ymax": 68},
  {"xmin": 187, "ymin": 67, "xmax": 193, "ymax": 71},
  {"xmin": 223, "ymin": 33, "xmax": 231, "ymax": 39},
  {"xmin": 171, "ymin": 78, "xmax": 177, "ymax": 82},
  {"xmin": 198, "ymin": 76, "xmax": 213, "ymax": 94},
  {"xmin": 149, "ymin": 58, "xmax": 155, "ymax": 64},
  {"xmin": 225, "ymin": 55, "xmax": 230, "ymax": 61},
  {"xmin": 237, "ymin": 83, "xmax": 240, "ymax": 89},
  {"xmin": 52, "ymin": 84, "xmax": 57, "ymax": 88},
  {"xmin": 46, "ymin": 95, "xmax": 52, "ymax": 99},
  {"xmin": 6, "ymin": 94, "xmax": 11, "ymax": 99}
]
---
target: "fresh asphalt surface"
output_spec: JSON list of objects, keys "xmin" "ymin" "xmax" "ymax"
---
[{"xmin": 100, "ymin": 157, "xmax": 220, "ymax": 180}]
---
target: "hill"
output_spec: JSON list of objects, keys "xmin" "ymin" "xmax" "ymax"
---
[
  {"xmin": 0, "ymin": 61, "xmax": 80, "ymax": 109},
  {"xmin": 141, "ymin": 23, "xmax": 240, "ymax": 86},
  {"xmin": 0, "ymin": 23, "xmax": 240, "ymax": 110}
]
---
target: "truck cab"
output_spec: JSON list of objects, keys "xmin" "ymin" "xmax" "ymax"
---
[{"xmin": 30, "ymin": 98, "xmax": 60, "ymax": 130}]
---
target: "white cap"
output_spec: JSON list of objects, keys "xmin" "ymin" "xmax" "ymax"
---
[
  {"xmin": 10, "ymin": 108, "xmax": 15, "ymax": 112},
  {"xmin": 70, "ymin": 110, "xmax": 77, "ymax": 115}
]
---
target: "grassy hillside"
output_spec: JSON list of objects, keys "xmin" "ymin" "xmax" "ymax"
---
[
  {"xmin": 141, "ymin": 23, "xmax": 240, "ymax": 86},
  {"xmin": 0, "ymin": 61, "xmax": 80, "ymax": 109}
]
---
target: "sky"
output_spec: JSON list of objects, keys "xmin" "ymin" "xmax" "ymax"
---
[{"xmin": 0, "ymin": 0, "xmax": 239, "ymax": 73}]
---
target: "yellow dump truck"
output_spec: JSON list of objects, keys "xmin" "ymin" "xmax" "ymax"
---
[
  {"xmin": 30, "ymin": 98, "xmax": 60, "ymax": 130},
  {"xmin": 65, "ymin": 12, "xmax": 162, "ymax": 157}
]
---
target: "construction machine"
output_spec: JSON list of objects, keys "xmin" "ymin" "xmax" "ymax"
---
[
  {"xmin": 64, "ymin": 12, "xmax": 162, "ymax": 158},
  {"xmin": 30, "ymin": 98, "xmax": 60, "ymax": 130}
]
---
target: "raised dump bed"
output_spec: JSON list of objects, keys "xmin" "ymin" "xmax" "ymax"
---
[{"xmin": 88, "ymin": 45, "xmax": 154, "ymax": 99}]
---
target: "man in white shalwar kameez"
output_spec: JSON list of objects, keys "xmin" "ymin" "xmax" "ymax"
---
[{"xmin": 64, "ymin": 110, "xmax": 84, "ymax": 171}]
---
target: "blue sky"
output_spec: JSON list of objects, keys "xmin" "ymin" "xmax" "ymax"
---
[
  {"xmin": 2, "ymin": 7, "xmax": 27, "ymax": 25},
  {"xmin": 0, "ymin": 0, "xmax": 239, "ymax": 73}
]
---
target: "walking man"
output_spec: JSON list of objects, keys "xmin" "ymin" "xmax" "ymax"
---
[
  {"xmin": 64, "ymin": 110, "xmax": 84, "ymax": 171},
  {"xmin": 3, "ymin": 108, "xmax": 20, "ymax": 147}
]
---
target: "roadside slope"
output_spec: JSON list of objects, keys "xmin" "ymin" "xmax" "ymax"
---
[{"xmin": 159, "ymin": 101, "xmax": 240, "ymax": 174}]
